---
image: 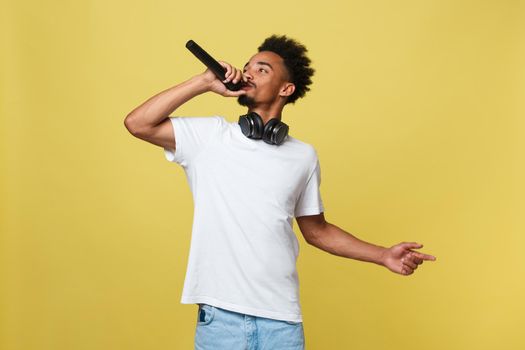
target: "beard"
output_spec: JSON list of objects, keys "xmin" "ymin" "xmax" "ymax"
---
[{"xmin": 237, "ymin": 94, "xmax": 256, "ymax": 107}]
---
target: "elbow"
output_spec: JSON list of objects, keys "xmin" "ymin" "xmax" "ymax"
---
[
  {"xmin": 305, "ymin": 234, "xmax": 322, "ymax": 247},
  {"xmin": 304, "ymin": 224, "xmax": 328, "ymax": 246},
  {"xmin": 124, "ymin": 113, "xmax": 156, "ymax": 139},
  {"xmin": 124, "ymin": 114, "xmax": 140, "ymax": 136},
  {"xmin": 297, "ymin": 213, "xmax": 329, "ymax": 245},
  {"xmin": 304, "ymin": 236, "xmax": 316, "ymax": 246},
  {"xmin": 302, "ymin": 228, "xmax": 316, "ymax": 245},
  {"xmin": 305, "ymin": 231, "xmax": 321, "ymax": 246}
]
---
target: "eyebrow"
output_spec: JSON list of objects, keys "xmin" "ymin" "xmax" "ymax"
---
[{"xmin": 243, "ymin": 61, "xmax": 274, "ymax": 70}]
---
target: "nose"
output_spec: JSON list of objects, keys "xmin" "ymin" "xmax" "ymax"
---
[{"xmin": 243, "ymin": 67, "xmax": 254, "ymax": 81}]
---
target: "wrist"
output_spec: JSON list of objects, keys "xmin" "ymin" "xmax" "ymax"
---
[
  {"xmin": 189, "ymin": 74, "xmax": 212, "ymax": 94},
  {"xmin": 377, "ymin": 246, "xmax": 388, "ymax": 266}
]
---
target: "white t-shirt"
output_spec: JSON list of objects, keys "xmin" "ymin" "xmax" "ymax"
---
[{"xmin": 163, "ymin": 116, "xmax": 324, "ymax": 322}]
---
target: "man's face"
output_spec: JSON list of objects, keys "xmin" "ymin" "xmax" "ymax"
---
[{"xmin": 237, "ymin": 51, "xmax": 292, "ymax": 107}]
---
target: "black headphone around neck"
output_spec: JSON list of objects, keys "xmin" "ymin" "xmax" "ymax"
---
[{"xmin": 238, "ymin": 112, "xmax": 289, "ymax": 146}]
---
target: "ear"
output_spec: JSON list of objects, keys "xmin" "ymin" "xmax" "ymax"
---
[{"xmin": 279, "ymin": 82, "xmax": 295, "ymax": 98}]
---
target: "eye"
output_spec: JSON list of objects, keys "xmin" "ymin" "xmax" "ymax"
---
[{"xmin": 258, "ymin": 68, "xmax": 267, "ymax": 73}]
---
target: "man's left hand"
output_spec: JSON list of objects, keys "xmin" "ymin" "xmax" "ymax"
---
[{"xmin": 381, "ymin": 242, "xmax": 437, "ymax": 276}]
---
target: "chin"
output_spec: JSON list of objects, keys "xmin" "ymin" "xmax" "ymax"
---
[{"xmin": 237, "ymin": 95, "xmax": 256, "ymax": 107}]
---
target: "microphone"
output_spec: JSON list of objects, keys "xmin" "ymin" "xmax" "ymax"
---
[{"xmin": 185, "ymin": 40, "xmax": 243, "ymax": 91}]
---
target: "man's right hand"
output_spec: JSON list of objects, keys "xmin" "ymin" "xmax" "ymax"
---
[{"xmin": 199, "ymin": 61, "xmax": 247, "ymax": 97}]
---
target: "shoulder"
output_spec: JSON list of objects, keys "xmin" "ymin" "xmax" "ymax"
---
[{"xmin": 285, "ymin": 135, "xmax": 319, "ymax": 161}]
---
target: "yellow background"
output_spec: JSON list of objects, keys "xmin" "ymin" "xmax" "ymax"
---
[{"xmin": 2, "ymin": 0, "xmax": 524, "ymax": 349}]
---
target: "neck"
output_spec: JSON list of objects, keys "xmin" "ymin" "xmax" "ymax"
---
[{"xmin": 247, "ymin": 105, "xmax": 284, "ymax": 125}]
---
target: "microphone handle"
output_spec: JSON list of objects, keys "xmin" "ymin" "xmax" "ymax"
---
[{"xmin": 185, "ymin": 40, "xmax": 242, "ymax": 91}]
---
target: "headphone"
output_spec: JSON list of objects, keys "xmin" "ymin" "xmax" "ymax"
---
[{"xmin": 238, "ymin": 112, "xmax": 289, "ymax": 146}]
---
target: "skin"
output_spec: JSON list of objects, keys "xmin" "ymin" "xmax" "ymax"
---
[
  {"xmin": 124, "ymin": 50, "xmax": 437, "ymax": 277},
  {"xmin": 207, "ymin": 50, "xmax": 295, "ymax": 125}
]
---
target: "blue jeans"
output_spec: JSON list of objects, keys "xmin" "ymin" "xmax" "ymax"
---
[{"xmin": 194, "ymin": 303, "xmax": 305, "ymax": 349}]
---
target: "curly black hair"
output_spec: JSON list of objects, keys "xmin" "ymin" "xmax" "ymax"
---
[{"xmin": 257, "ymin": 34, "xmax": 314, "ymax": 105}]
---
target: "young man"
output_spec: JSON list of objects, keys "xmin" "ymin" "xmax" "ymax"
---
[{"xmin": 124, "ymin": 35, "xmax": 436, "ymax": 350}]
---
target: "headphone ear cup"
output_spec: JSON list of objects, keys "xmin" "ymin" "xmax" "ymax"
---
[
  {"xmin": 262, "ymin": 119, "xmax": 289, "ymax": 145},
  {"xmin": 250, "ymin": 113, "xmax": 264, "ymax": 139},
  {"xmin": 274, "ymin": 122, "xmax": 289, "ymax": 145},
  {"xmin": 262, "ymin": 119, "xmax": 279, "ymax": 144},
  {"xmin": 238, "ymin": 115, "xmax": 250, "ymax": 137},
  {"xmin": 238, "ymin": 112, "xmax": 264, "ymax": 139}
]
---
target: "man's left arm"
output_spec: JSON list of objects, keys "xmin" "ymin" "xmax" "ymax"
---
[{"xmin": 296, "ymin": 213, "xmax": 437, "ymax": 276}]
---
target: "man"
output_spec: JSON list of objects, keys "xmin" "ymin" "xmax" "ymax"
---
[{"xmin": 124, "ymin": 35, "xmax": 437, "ymax": 350}]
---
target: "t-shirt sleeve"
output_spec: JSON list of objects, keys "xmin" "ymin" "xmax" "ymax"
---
[
  {"xmin": 294, "ymin": 157, "xmax": 325, "ymax": 218},
  {"xmin": 163, "ymin": 116, "xmax": 223, "ymax": 167}
]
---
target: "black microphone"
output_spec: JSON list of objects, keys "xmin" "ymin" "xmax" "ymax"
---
[{"xmin": 185, "ymin": 40, "xmax": 243, "ymax": 91}]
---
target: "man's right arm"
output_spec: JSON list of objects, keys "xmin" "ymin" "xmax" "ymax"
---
[{"xmin": 123, "ymin": 63, "xmax": 246, "ymax": 150}]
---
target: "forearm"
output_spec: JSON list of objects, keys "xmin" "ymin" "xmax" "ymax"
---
[
  {"xmin": 308, "ymin": 222, "xmax": 387, "ymax": 266},
  {"xmin": 125, "ymin": 75, "xmax": 209, "ymax": 130}
]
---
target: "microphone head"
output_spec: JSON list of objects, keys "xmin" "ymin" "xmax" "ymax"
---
[{"xmin": 185, "ymin": 39, "xmax": 242, "ymax": 91}]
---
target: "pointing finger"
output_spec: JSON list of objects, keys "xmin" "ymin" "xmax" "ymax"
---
[
  {"xmin": 406, "ymin": 252, "xmax": 423, "ymax": 264},
  {"xmin": 411, "ymin": 251, "xmax": 436, "ymax": 261}
]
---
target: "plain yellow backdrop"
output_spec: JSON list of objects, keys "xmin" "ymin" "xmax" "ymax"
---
[{"xmin": 2, "ymin": 0, "xmax": 524, "ymax": 349}]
